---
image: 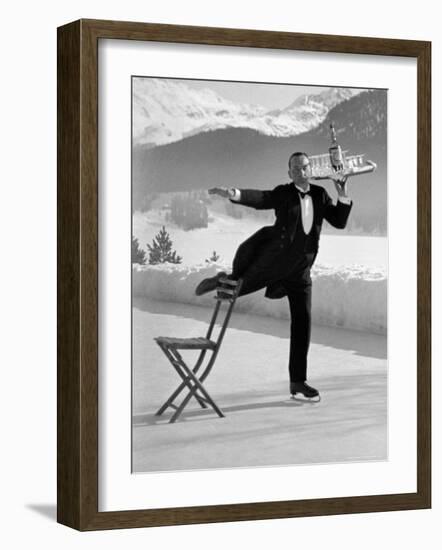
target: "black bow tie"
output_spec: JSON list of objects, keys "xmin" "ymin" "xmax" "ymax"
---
[{"xmin": 297, "ymin": 189, "xmax": 311, "ymax": 200}]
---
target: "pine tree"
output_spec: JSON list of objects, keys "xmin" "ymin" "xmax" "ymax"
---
[
  {"xmin": 147, "ymin": 226, "xmax": 182, "ymax": 265},
  {"xmin": 132, "ymin": 236, "xmax": 146, "ymax": 265},
  {"xmin": 205, "ymin": 250, "xmax": 220, "ymax": 263}
]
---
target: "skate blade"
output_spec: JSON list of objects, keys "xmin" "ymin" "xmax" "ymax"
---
[{"xmin": 290, "ymin": 393, "xmax": 321, "ymax": 403}]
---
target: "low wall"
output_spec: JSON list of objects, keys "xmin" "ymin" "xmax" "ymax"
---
[{"xmin": 132, "ymin": 263, "xmax": 387, "ymax": 335}]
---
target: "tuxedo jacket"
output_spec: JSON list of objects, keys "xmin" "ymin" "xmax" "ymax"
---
[{"xmin": 231, "ymin": 182, "xmax": 353, "ymax": 298}]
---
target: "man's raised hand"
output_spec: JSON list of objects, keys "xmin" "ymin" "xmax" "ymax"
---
[
  {"xmin": 208, "ymin": 187, "xmax": 232, "ymax": 199},
  {"xmin": 330, "ymin": 173, "xmax": 349, "ymax": 198}
]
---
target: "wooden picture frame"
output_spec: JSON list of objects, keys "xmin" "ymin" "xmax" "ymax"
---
[{"xmin": 57, "ymin": 18, "xmax": 431, "ymax": 530}]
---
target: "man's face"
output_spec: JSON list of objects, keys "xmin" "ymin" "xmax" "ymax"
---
[{"xmin": 288, "ymin": 155, "xmax": 311, "ymax": 186}]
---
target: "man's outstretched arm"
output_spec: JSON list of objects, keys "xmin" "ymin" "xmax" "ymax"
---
[{"xmin": 208, "ymin": 187, "xmax": 280, "ymax": 210}]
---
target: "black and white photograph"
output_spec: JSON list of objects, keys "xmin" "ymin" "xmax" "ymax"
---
[
  {"xmin": 3, "ymin": 0, "xmax": 437, "ymax": 544},
  {"xmin": 131, "ymin": 77, "xmax": 388, "ymax": 473}
]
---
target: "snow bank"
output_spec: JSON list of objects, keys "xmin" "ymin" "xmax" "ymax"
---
[{"xmin": 132, "ymin": 263, "xmax": 387, "ymax": 335}]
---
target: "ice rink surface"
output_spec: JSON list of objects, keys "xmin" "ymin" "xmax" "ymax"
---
[{"xmin": 132, "ymin": 298, "xmax": 387, "ymax": 473}]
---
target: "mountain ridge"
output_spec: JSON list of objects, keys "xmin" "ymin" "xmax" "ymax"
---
[
  {"xmin": 133, "ymin": 89, "xmax": 387, "ymax": 234},
  {"xmin": 133, "ymin": 78, "xmax": 365, "ymax": 147}
]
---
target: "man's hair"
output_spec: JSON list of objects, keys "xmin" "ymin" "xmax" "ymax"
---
[{"xmin": 288, "ymin": 152, "xmax": 310, "ymax": 167}]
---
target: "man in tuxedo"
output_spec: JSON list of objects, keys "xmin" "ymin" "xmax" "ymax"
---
[{"xmin": 195, "ymin": 152, "xmax": 352, "ymax": 399}]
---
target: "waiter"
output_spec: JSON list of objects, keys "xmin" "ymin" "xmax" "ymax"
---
[{"xmin": 195, "ymin": 152, "xmax": 352, "ymax": 399}]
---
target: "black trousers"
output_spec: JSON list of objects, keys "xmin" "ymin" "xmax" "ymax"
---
[
  {"xmin": 230, "ymin": 234, "xmax": 314, "ymax": 383},
  {"xmin": 283, "ymin": 280, "xmax": 312, "ymax": 383}
]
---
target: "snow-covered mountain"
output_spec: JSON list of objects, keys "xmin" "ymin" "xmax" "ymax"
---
[
  {"xmin": 133, "ymin": 78, "xmax": 364, "ymax": 148},
  {"xmin": 133, "ymin": 89, "xmax": 387, "ymax": 234}
]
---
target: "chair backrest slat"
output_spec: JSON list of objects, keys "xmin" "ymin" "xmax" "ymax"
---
[
  {"xmin": 215, "ymin": 286, "xmax": 235, "ymax": 296},
  {"xmin": 217, "ymin": 277, "xmax": 238, "ymax": 287},
  {"xmin": 205, "ymin": 279, "xmax": 242, "ymax": 348}
]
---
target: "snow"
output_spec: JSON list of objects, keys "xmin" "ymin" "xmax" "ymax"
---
[
  {"xmin": 133, "ymin": 261, "xmax": 387, "ymax": 335},
  {"xmin": 132, "ymin": 299, "xmax": 387, "ymax": 472},
  {"xmin": 134, "ymin": 209, "xmax": 387, "ymax": 334},
  {"xmin": 133, "ymin": 78, "xmax": 366, "ymax": 147},
  {"xmin": 133, "ymin": 210, "xmax": 388, "ymax": 269}
]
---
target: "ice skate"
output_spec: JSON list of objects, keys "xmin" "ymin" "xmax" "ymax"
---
[{"xmin": 290, "ymin": 382, "xmax": 321, "ymax": 402}]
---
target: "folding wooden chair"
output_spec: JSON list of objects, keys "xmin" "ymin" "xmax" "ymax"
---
[{"xmin": 154, "ymin": 277, "xmax": 243, "ymax": 423}]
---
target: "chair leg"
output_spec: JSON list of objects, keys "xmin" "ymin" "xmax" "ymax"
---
[
  {"xmin": 156, "ymin": 346, "xmax": 224, "ymax": 423},
  {"xmin": 155, "ymin": 367, "xmax": 207, "ymax": 417},
  {"xmin": 170, "ymin": 352, "xmax": 224, "ymax": 423},
  {"xmin": 155, "ymin": 346, "xmax": 208, "ymax": 417},
  {"xmin": 169, "ymin": 357, "xmax": 225, "ymax": 423},
  {"xmin": 155, "ymin": 379, "xmax": 206, "ymax": 416}
]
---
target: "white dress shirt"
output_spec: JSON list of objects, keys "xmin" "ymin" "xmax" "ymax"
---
[{"xmin": 294, "ymin": 184, "xmax": 314, "ymax": 235}]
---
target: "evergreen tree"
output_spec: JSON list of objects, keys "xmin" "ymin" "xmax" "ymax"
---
[
  {"xmin": 205, "ymin": 250, "xmax": 220, "ymax": 263},
  {"xmin": 147, "ymin": 226, "xmax": 182, "ymax": 265},
  {"xmin": 132, "ymin": 236, "xmax": 146, "ymax": 265}
]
